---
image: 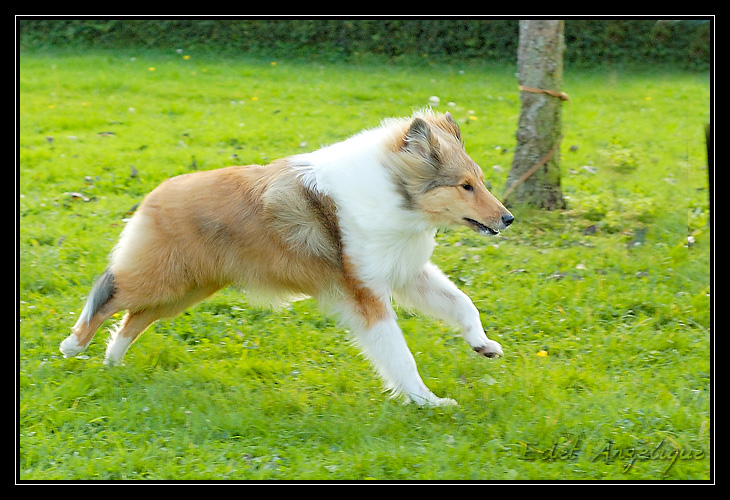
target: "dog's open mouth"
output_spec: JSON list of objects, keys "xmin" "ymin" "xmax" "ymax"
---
[{"xmin": 464, "ymin": 218, "xmax": 499, "ymax": 236}]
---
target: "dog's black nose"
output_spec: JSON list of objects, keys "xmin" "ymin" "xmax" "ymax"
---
[{"xmin": 501, "ymin": 213, "xmax": 515, "ymax": 227}]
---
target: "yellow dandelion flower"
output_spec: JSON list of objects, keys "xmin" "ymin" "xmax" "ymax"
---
[
  {"xmin": 251, "ymin": 96, "xmax": 258, "ymax": 101},
  {"xmin": 537, "ymin": 350, "xmax": 548, "ymax": 357},
  {"xmin": 270, "ymin": 61, "xmax": 277, "ymax": 66},
  {"xmin": 183, "ymin": 55, "xmax": 190, "ymax": 60},
  {"xmin": 149, "ymin": 67, "xmax": 156, "ymax": 72},
  {"xmin": 468, "ymin": 115, "xmax": 479, "ymax": 121},
  {"xmin": 645, "ymin": 96, "xmax": 651, "ymax": 101}
]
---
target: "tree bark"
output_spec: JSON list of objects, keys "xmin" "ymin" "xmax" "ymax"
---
[{"xmin": 506, "ymin": 20, "xmax": 566, "ymax": 210}]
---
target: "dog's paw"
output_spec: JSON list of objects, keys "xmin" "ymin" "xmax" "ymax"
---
[
  {"xmin": 419, "ymin": 397, "xmax": 458, "ymax": 408},
  {"xmin": 474, "ymin": 339, "xmax": 503, "ymax": 358},
  {"xmin": 407, "ymin": 393, "xmax": 459, "ymax": 407},
  {"xmin": 60, "ymin": 335, "xmax": 86, "ymax": 358}
]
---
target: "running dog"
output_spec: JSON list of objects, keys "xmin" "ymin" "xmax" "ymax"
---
[{"xmin": 60, "ymin": 110, "xmax": 514, "ymax": 406}]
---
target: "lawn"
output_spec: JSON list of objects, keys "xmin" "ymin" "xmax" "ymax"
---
[{"xmin": 18, "ymin": 49, "xmax": 711, "ymax": 481}]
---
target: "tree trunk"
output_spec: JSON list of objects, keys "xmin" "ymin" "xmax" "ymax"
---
[{"xmin": 505, "ymin": 20, "xmax": 566, "ymax": 210}]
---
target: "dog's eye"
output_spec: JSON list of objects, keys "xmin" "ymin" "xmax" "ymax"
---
[{"xmin": 461, "ymin": 183, "xmax": 473, "ymax": 192}]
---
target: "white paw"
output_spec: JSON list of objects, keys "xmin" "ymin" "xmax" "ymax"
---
[
  {"xmin": 474, "ymin": 339, "xmax": 503, "ymax": 358},
  {"xmin": 102, "ymin": 356, "xmax": 123, "ymax": 367},
  {"xmin": 431, "ymin": 397, "xmax": 458, "ymax": 407},
  {"xmin": 408, "ymin": 393, "xmax": 459, "ymax": 407},
  {"xmin": 59, "ymin": 335, "xmax": 87, "ymax": 358}
]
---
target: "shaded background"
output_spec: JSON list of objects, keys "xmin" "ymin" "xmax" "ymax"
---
[{"xmin": 18, "ymin": 18, "xmax": 711, "ymax": 69}]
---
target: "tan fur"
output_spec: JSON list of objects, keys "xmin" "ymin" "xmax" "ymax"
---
[
  {"xmin": 109, "ymin": 160, "xmax": 348, "ymax": 311},
  {"xmin": 341, "ymin": 255, "xmax": 390, "ymax": 328}
]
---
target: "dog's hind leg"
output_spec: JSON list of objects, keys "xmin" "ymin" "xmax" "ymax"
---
[
  {"xmin": 60, "ymin": 270, "xmax": 120, "ymax": 358},
  {"xmin": 60, "ymin": 304, "xmax": 120, "ymax": 358},
  {"xmin": 104, "ymin": 309, "xmax": 161, "ymax": 366},
  {"xmin": 104, "ymin": 285, "xmax": 221, "ymax": 366}
]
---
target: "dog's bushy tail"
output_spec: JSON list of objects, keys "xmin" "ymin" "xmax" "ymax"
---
[{"xmin": 77, "ymin": 268, "xmax": 116, "ymax": 325}]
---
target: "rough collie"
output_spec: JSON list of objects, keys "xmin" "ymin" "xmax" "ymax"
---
[{"xmin": 60, "ymin": 110, "xmax": 513, "ymax": 406}]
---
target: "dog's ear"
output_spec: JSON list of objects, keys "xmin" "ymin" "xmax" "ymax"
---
[
  {"xmin": 443, "ymin": 111, "xmax": 462, "ymax": 142},
  {"xmin": 404, "ymin": 117, "xmax": 439, "ymax": 163}
]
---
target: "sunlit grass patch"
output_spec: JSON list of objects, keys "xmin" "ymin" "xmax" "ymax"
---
[{"xmin": 19, "ymin": 50, "xmax": 710, "ymax": 481}]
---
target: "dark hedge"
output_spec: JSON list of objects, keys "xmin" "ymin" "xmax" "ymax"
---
[{"xmin": 18, "ymin": 18, "xmax": 711, "ymax": 69}]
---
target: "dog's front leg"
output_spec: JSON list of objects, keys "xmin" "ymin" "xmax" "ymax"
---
[
  {"xmin": 354, "ymin": 314, "xmax": 457, "ymax": 407},
  {"xmin": 334, "ymin": 295, "xmax": 457, "ymax": 407},
  {"xmin": 395, "ymin": 263, "xmax": 503, "ymax": 358}
]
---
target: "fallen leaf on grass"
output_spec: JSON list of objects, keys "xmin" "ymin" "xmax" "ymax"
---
[{"xmin": 64, "ymin": 192, "xmax": 91, "ymax": 202}]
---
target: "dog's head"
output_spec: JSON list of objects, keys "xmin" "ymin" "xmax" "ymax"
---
[{"xmin": 389, "ymin": 111, "xmax": 513, "ymax": 236}]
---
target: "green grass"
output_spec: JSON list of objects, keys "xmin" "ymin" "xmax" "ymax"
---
[{"xmin": 18, "ymin": 49, "xmax": 711, "ymax": 481}]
